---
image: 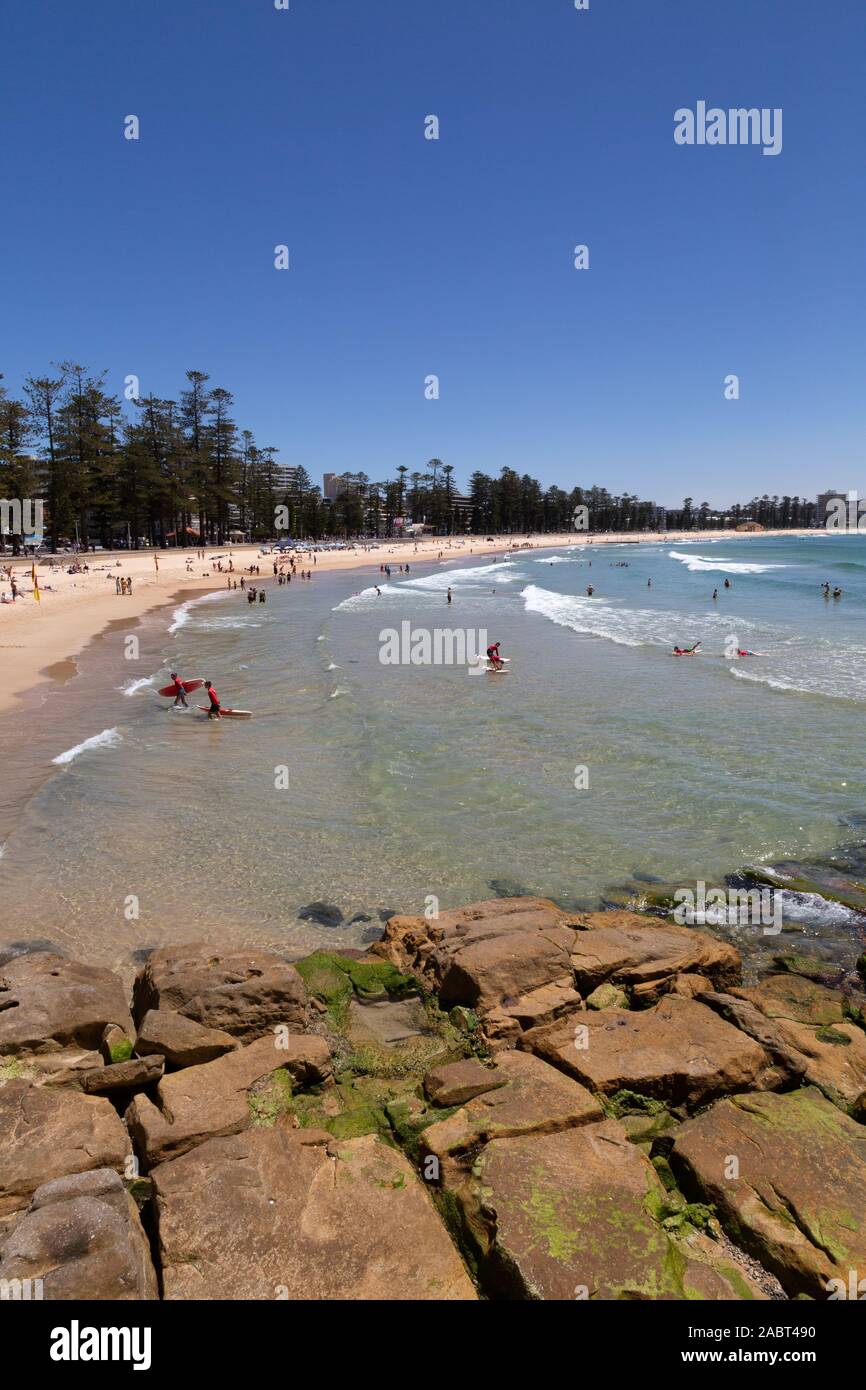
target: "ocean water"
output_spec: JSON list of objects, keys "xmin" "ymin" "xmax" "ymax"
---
[{"xmin": 1, "ymin": 533, "xmax": 866, "ymax": 975}]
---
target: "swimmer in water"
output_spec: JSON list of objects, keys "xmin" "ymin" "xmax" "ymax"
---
[{"xmin": 672, "ymin": 642, "xmax": 702, "ymax": 657}]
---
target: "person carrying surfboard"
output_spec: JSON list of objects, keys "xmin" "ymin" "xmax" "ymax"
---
[
  {"xmin": 170, "ymin": 673, "xmax": 189, "ymax": 708},
  {"xmin": 203, "ymin": 681, "xmax": 222, "ymax": 719}
]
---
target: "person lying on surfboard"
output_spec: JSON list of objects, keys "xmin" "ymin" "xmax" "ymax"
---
[
  {"xmin": 672, "ymin": 643, "xmax": 701, "ymax": 657},
  {"xmin": 203, "ymin": 680, "xmax": 222, "ymax": 719},
  {"xmin": 486, "ymin": 642, "xmax": 504, "ymax": 670},
  {"xmin": 170, "ymin": 672, "xmax": 189, "ymax": 707}
]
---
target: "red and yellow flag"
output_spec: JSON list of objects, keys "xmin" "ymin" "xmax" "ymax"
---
[{"xmin": 31, "ymin": 562, "xmax": 40, "ymax": 603}]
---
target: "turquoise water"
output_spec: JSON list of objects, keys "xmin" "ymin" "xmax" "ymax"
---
[{"xmin": 1, "ymin": 533, "xmax": 865, "ymax": 975}]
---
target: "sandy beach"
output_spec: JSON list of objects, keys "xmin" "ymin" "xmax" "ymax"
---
[{"xmin": 0, "ymin": 528, "xmax": 810, "ymax": 716}]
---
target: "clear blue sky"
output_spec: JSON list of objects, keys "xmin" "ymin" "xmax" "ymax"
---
[{"xmin": 2, "ymin": 0, "xmax": 863, "ymax": 507}]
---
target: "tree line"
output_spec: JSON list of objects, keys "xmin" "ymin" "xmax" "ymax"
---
[{"xmin": 0, "ymin": 365, "xmax": 819, "ymax": 552}]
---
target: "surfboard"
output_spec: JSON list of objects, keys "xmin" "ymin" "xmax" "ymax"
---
[
  {"xmin": 197, "ymin": 706, "xmax": 253, "ymax": 719},
  {"xmin": 159, "ymin": 679, "xmax": 204, "ymax": 697},
  {"xmin": 486, "ymin": 667, "xmax": 510, "ymax": 674}
]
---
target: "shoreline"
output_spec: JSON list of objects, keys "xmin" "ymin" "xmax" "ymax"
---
[{"xmin": 0, "ymin": 528, "xmax": 815, "ymax": 716}]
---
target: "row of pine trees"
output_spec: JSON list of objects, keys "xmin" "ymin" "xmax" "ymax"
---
[{"xmin": 0, "ymin": 366, "xmax": 818, "ymax": 552}]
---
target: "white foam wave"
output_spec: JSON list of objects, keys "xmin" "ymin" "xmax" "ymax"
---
[
  {"xmin": 521, "ymin": 585, "xmax": 755, "ymax": 650},
  {"xmin": 668, "ymin": 550, "xmax": 787, "ymax": 575},
  {"xmin": 195, "ymin": 617, "xmax": 262, "ymax": 631},
  {"xmin": 332, "ymin": 586, "xmax": 388, "ymax": 612},
  {"xmin": 52, "ymin": 728, "xmax": 122, "ymax": 766},
  {"xmin": 400, "ymin": 562, "xmax": 520, "ymax": 592},
  {"xmin": 118, "ymin": 677, "xmax": 156, "ymax": 698},
  {"xmin": 168, "ymin": 590, "xmax": 228, "ymax": 634}
]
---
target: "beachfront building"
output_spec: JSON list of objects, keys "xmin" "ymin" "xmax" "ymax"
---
[{"xmin": 325, "ymin": 475, "xmax": 355, "ymax": 503}]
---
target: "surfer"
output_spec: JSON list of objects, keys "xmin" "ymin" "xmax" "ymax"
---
[
  {"xmin": 203, "ymin": 680, "xmax": 222, "ymax": 719},
  {"xmin": 486, "ymin": 641, "xmax": 504, "ymax": 671},
  {"xmin": 447, "ymin": 588, "xmax": 452, "ymax": 605},
  {"xmin": 724, "ymin": 578, "xmax": 731, "ymax": 589},
  {"xmin": 170, "ymin": 673, "xmax": 189, "ymax": 708},
  {"xmin": 672, "ymin": 643, "xmax": 701, "ymax": 657}
]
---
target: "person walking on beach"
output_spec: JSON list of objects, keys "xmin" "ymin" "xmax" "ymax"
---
[
  {"xmin": 170, "ymin": 672, "xmax": 189, "ymax": 708},
  {"xmin": 203, "ymin": 680, "xmax": 222, "ymax": 719}
]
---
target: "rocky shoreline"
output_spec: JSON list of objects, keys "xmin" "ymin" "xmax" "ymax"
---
[{"xmin": 1, "ymin": 898, "xmax": 865, "ymax": 1301}]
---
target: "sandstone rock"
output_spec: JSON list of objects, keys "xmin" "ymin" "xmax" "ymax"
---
[
  {"xmin": 125, "ymin": 1033, "xmax": 331, "ymax": 1166},
  {"xmin": 736, "ymin": 973, "xmax": 849, "ymax": 1026},
  {"xmin": 346, "ymin": 997, "xmax": 429, "ymax": 1048},
  {"xmin": 670, "ymin": 972, "xmax": 713, "ymax": 999},
  {"xmin": 100, "ymin": 1024, "xmax": 133, "ymax": 1065},
  {"xmin": 152, "ymin": 1127, "xmax": 476, "ymax": 1300},
  {"xmin": 697, "ymin": 991, "xmax": 807, "ymax": 1084},
  {"xmin": 569, "ymin": 916, "xmax": 741, "ymax": 996},
  {"xmin": 522, "ymin": 996, "xmax": 777, "ymax": 1110},
  {"xmin": 423, "ymin": 1059, "xmax": 504, "ymax": 1108},
  {"xmin": 672, "ymin": 1087, "xmax": 866, "ymax": 1298},
  {"xmin": 373, "ymin": 897, "xmax": 579, "ymax": 1007},
  {"xmin": 449, "ymin": 1120, "xmax": 767, "ymax": 1300},
  {"xmin": 0, "ymin": 1081, "xmax": 131, "ymax": 1216},
  {"xmin": 135, "ymin": 1009, "xmax": 237, "ymax": 1068},
  {"xmin": 765, "ymin": 1018, "xmax": 866, "ymax": 1109},
  {"xmin": 482, "ymin": 978, "xmax": 583, "ymax": 1046},
  {"xmin": 82, "ymin": 1055, "xmax": 164, "ymax": 1096},
  {"xmin": 0, "ymin": 1169, "xmax": 157, "ymax": 1300},
  {"xmin": 771, "ymin": 953, "xmax": 845, "ymax": 987},
  {"xmin": 1, "ymin": 1048, "xmax": 103, "ymax": 1089},
  {"xmin": 719, "ymin": 977, "xmax": 866, "ymax": 1107},
  {"xmin": 586, "ymin": 982, "xmax": 629, "ymax": 1010},
  {"xmin": 0, "ymin": 954, "xmax": 133, "ymax": 1057},
  {"xmin": 132, "ymin": 943, "xmax": 307, "ymax": 1041},
  {"xmin": 422, "ymin": 1050, "xmax": 602, "ymax": 1162}
]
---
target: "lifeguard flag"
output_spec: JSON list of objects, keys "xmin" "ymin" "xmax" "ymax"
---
[{"xmin": 31, "ymin": 563, "xmax": 40, "ymax": 602}]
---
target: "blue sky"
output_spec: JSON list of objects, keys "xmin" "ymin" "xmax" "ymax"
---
[{"xmin": 1, "ymin": 0, "xmax": 863, "ymax": 506}]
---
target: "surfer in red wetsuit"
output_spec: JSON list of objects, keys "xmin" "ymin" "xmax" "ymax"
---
[
  {"xmin": 486, "ymin": 641, "xmax": 504, "ymax": 670},
  {"xmin": 170, "ymin": 672, "xmax": 189, "ymax": 708},
  {"xmin": 204, "ymin": 680, "xmax": 222, "ymax": 719}
]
